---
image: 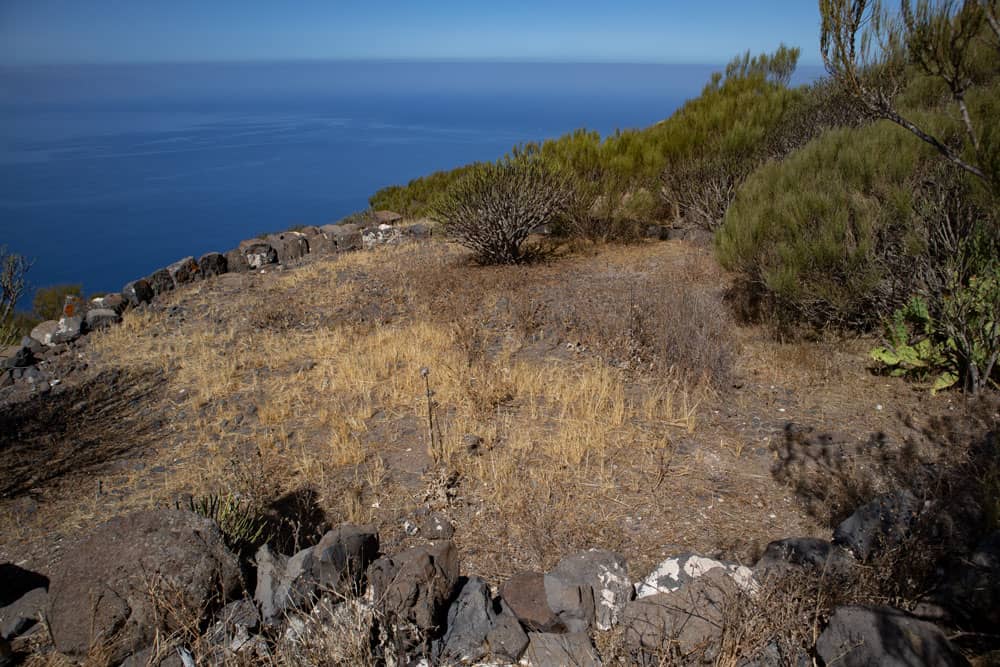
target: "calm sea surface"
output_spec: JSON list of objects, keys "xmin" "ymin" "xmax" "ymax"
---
[{"xmin": 0, "ymin": 61, "xmax": 819, "ymax": 297}]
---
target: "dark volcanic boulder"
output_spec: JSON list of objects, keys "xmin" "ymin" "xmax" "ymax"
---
[
  {"xmin": 239, "ymin": 240, "xmax": 278, "ymax": 269},
  {"xmin": 500, "ymin": 572, "xmax": 564, "ymax": 632},
  {"xmin": 815, "ymin": 605, "xmax": 968, "ymax": 667},
  {"xmin": 122, "ymin": 279, "xmax": 154, "ymax": 306},
  {"xmin": 46, "ymin": 510, "xmax": 241, "ymax": 663},
  {"xmin": 437, "ymin": 577, "xmax": 528, "ymax": 663},
  {"xmin": 198, "ymin": 252, "xmax": 228, "ymax": 277},
  {"xmin": 166, "ymin": 256, "xmax": 200, "ymax": 285},
  {"xmin": 754, "ymin": 537, "xmax": 855, "ymax": 575},
  {"xmin": 367, "ymin": 541, "xmax": 459, "ymax": 651},
  {"xmin": 309, "ymin": 524, "xmax": 379, "ymax": 594},
  {"xmin": 146, "ymin": 268, "xmax": 175, "ymax": 296},
  {"xmin": 545, "ymin": 548, "xmax": 631, "ymax": 632},
  {"xmin": 224, "ymin": 248, "xmax": 250, "ymax": 273},
  {"xmin": 833, "ymin": 490, "xmax": 920, "ymax": 560},
  {"xmin": 266, "ymin": 232, "xmax": 309, "ymax": 263}
]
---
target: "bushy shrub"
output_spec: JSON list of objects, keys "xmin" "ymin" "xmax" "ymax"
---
[
  {"xmin": 431, "ymin": 158, "xmax": 570, "ymax": 264},
  {"xmin": 33, "ymin": 283, "xmax": 81, "ymax": 321},
  {"xmin": 372, "ymin": 46, "xmax": 808, "ymax": 234},
  {"xmin": 716, "ymin": 121, "xmax": 933, "ymax": 327}
]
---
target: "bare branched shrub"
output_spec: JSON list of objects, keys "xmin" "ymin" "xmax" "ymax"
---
[
  {"xmin": 432, "ymin": 159, "xmax": 571, "ymax": 264},
  {"xmin": 0, "ymin": 246, "xmax": 31, "ymax": 347}
]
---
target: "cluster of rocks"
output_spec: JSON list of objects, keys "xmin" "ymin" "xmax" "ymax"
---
[
  {"xmin": 2, "ymin": 213, "xmax": 420, "ymax": 395},
  {"xmin": 3, "ymin": 487, "xmax": 996, "ymax": 666}
]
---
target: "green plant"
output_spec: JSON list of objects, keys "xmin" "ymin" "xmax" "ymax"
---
[
  {"xmin": 179, "ymin": 493, "xmax": 268, "ymax": 554},
  {"xmin": 871, "ymin": 296, "xmax": 959, "ymax": 392},
  {"xmin": 871, "ymin": 259, "xmax": 999, "ymax": 394},
  {"xmin": 432, "ymin": 158, "xmax": 570, "ymax": 264},
  {"xmin": 33, "ymin": 283, "xmax": 81, "ymax": 321}
]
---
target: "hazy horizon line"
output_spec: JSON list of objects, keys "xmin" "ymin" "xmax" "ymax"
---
[{"xmin": 1, "ymin": 56, "xmax": 825, "ymax": 69}]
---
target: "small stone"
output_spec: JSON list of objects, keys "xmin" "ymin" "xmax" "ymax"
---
[
  {"xmin": 833, "ymin": 490, "xmax": 920, "ymax": 560},
  {"xmin": 51, "ymin": 316, "xmax": 83, "ymax": 344}
]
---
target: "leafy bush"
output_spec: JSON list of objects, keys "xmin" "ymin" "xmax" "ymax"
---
[
  {"xmin": 870, "ymin": 296, "xmax": 960, "ymax": 393},
  {"xmin": 716, "ymin": 121, "xmax": 933, "ymax": 327},
  {"xmin": 432, "ymin": 158, "xmax": 570, "ymax": 264},
  {"xmin": 33, "ymin": 284, "xmax": 81, "ymax": 321}
]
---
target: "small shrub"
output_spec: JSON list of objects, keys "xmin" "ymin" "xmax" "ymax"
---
[
  {"xmin": 432, "ymin": 158, "xmax": 570, "ymax": 264},
  {"xmin": 716, "ymin": 121, "xmax": 932, "ymax": 328},
  {"xmin": 179, "ymin": 493, "xmax": 269, "ymax": 555},
  {"xmin": 33, "ymin": 283, "xmax": 82, "ymax": 321},
  {"xmin": 870, "ymin": 296, "xmax": 960, "ymax": 393}
]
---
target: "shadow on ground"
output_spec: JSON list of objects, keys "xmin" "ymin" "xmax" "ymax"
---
[{"xmin": 0, "ymin": 368, "xmax": 166, "ymax": 498}]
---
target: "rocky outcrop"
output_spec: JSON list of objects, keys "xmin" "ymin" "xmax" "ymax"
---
[
  {"xmin": 833, "ymin": 490, "xmax": 920, "ymax": 560},
  {"xmin": 46, "ymin": 509, "xmax": 241, "ymax": 663},
  {"xmin": 815, "ymin": 605, "xmax": 969, "ymax": 667}
]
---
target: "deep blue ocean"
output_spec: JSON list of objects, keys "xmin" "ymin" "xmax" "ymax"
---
[{"xmin": 0, "ymin": 61, "xmax": 819, "ymax": 298}]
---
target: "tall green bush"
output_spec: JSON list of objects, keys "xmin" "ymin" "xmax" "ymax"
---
[{"xmin": 716, "ymin": 122, "xmax": 933, "ymax": 327}]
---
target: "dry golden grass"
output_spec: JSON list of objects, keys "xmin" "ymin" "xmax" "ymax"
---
[{"xmin": 71, "ymin": 240, "xmax": 767, "ymax": 575}]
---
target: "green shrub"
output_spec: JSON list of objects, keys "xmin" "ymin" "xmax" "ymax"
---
[
  {"xmin": 716, "ymin": 121, "xmax": 933, "ymax": 327},
  {"xmin": 432, "ymin": 158, "xmax": 570, "ymax": 264},
  {"xmin": 371, "ymin": 46, "xmax": 809, "ymax": 233},
  {"xmin": 33, "ymin": 284, "xmax": 81, "ymax": 321}
]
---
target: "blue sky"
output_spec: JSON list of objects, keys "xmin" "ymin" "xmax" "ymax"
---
[{"xmin": 1, "ymin": 1, "xmax": 824, "ymax": 66}]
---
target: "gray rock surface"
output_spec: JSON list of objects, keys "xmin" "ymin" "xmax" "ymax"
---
[
  {"xmin": 51, "ymin": 316, "xmax": 84, "ymax": 344},
  {"xmin": 624, "ymin": 569, "xmax": 737, "ymax": 663},
  {"xmin": 754, "ymin": 537, "xmax": 854, "ymax": 575},
  {"xmin": 28, "ymin": 321, "xmax": 58, "ymax": 347},
  {"xmin": 635, "ymin": 552, "xmax": 754, "ymax": 598},
  {"xmin": 815, "ymin": 605, "xmax": 968, "ymax": 667},
  {"xmin": 438, "ymin": 577, "xmax": 528, "ymax": 663},
  {"xmin": 147, "ymin": 268, "xmax": 175, "ymax": 295},
  {"xmin": 254, "ymin": 544, "xmax": 318, "ymax": 625},
  {"xmin": 267, "ymin": 233, "xmax": 310, "ymax": 263},
  {"xmin": 91, "ymin": 293, "xmax": 126, "ymax": 313},
  {"xmin": 833, "ymin": 490, "xmax": 920, "ymax": 560},
  {"xmin": 46, "ymin": 510, "xmax": 241, "ymax": 663},
  {"xmin": 546, "ymin": 549, "xmax": 631, "ymax": 631},
  {"xmin": 86, "ymin": 308, "xmax": 120, "ymax": 331},
  {"xmin": 240, "ymin": 241, "xmax": 278, "ymax": 269},
  {"xmin": 224, "ymin": 248, "xmax": 250, "ymax": 273},
  {"xmin": 522, "ymin": 631, "xmax": 602, "ymax": 667},
  {"xmin": 167, "ymin": 256, "xmax": 200, "ymax": 285},
  {"xmin": 309, "ymin": 524, "xmax": 379, "ymax": 595},
  {"xmin": 0, "ymin": 587, "xmax": 46, "ymax": 640}
]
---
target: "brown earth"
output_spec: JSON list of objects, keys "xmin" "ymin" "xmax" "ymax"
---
[{"xmin": 0, "ymin": 237, "xmax": 981, "ymax": 589}]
